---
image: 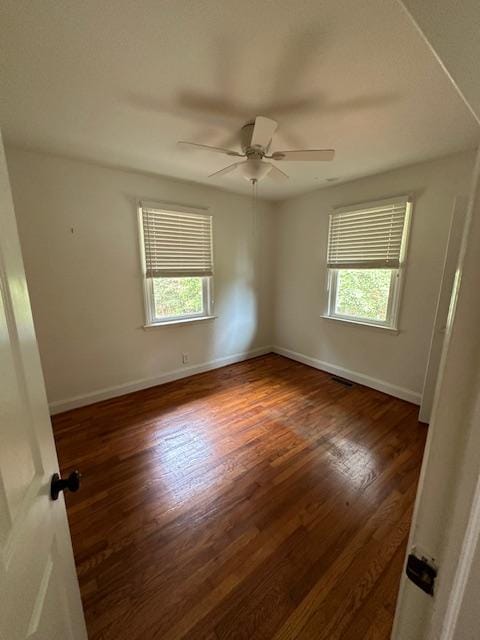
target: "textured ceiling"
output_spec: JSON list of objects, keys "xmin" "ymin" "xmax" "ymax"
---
[{"xmin": 0, "ymin": 0, "xmax": 478, "ymax": 200}]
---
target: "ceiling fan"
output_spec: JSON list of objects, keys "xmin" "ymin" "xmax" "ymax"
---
[{"xmin": 178, "ymin": 116, "xmax": 335, "ymax": 183}]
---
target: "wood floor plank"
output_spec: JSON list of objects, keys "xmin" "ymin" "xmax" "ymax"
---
[{"xmin": 53, "ymin": 354, "xmax": 427, "ymax": 640}]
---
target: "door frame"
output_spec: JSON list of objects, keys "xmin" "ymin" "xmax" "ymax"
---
[{"xmin": 418, "ymin": 194, "xmax": 469, "ymax": 424}]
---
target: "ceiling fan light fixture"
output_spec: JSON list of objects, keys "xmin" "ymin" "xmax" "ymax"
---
[{"xmin": 238, "ymin": 159, "xmax": 272, "ymax": 182}]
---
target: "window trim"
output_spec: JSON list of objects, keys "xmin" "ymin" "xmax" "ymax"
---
[
  {"xmin": 323, "ymin": 196, "xmax": 413, "ymax": 331},
  {"xmin": 144, "ymin": 315, "xmax": 217, "ymax": 329},
  {"xmin": 137, "ymin": 201, "xmax": 215, "ymax": 326}
]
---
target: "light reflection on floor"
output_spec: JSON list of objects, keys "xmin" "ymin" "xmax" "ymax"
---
[
  {"xmin": 325, "ymin": 433, "xmax": 379, "ymax": 489},
  {"xmin": 147, "ymin": 402, "xmax": 225, "ymax": 511}
]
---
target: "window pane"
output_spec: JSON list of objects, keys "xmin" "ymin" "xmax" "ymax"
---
[
  {"xmin": 152, "ymin": 277, "xmax": 204, "ymax": 319},
  {"xmin": 335, "ymin": 269, "xmax": 392, "ymax": 322}
]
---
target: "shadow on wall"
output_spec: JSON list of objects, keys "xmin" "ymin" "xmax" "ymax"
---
[{"xmin": 210, "ymin": 204, "xmax": 261, "ymax": 356}]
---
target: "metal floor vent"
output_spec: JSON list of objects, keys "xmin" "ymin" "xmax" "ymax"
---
[{"xmin": 331, "ymin": 375, "xmax": 354, "ymax": 387}]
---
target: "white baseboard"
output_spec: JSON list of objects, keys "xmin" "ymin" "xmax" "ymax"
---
[
  {"xmin": 272, "ymin": 345, "xmax": 421, "ymax": 405},
  {"xmin": 49, "ymin": 344, "xmax": 421, "ymax": 414},
  {"xmin": 49, "ymin": 346, "xmax": 273, "ymax": 415}
]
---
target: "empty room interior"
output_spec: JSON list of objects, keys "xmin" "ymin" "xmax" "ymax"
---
[{"xmin": 1, "ymin": 1, "xmax": 480, "ymax": 639}]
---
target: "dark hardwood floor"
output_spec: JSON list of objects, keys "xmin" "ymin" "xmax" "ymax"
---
[{"xmin": 52, "ymin": 354, "xmax": 427, "ymax": 640}]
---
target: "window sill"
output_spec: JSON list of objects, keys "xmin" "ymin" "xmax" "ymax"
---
[
  {"xmin": 320, "ymin": 314, "xmax": 399, "ymax": 334},
  {"xmin": 143, "ymin": 315, "xmax": 217, "ymax": 328}
]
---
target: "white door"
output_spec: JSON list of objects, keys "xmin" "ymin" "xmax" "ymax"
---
[{"xmin": 0, "ymin": 132, "xmax": 87, "ymax": 640}]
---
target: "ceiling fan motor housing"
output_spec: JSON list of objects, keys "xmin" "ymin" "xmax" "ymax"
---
[{"xmin": 241, "ymin": 122, "xmax": 271, "ymax": 156}]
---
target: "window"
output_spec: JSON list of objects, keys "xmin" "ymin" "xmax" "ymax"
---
[
  {"xmin": 139, "ymin": 202, "xmax": 213, "ymax": 325},
  {"xmin": 325, "ymin": 196, "xmax": 412, "ymax": 329}
]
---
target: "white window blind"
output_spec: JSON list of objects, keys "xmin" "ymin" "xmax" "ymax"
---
[
  {"xmin": 141, "ymin": 204, "xmax": 213, "ymax": 278},
  {"xmin": 327, "ymin": 196, "xmax": 411, "ymax": 269}
]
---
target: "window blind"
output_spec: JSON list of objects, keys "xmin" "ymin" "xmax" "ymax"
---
[
  {"xmin": 327, "ymin": 196, "xmax": 411, "ymax": 269},
  {"xmin": 141, "ymin": 204, "xmax": 213, "ymax": 278}
]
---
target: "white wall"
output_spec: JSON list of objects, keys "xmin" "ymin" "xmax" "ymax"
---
[
  {"xmin": 6, "ymin": 148, "xmax": 275, "ymax": 412},
  {"xmin": 7, "ymin": 147, "xmax": 476, "ymax": 414},
  {"xmin": 272, "ymin": 151, "xmax": 476, "ymax": 403}
]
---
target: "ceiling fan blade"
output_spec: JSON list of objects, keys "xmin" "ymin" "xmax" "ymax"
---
[
  {"xmin": 251, "ymin": 116, "xmax": 278, "ymax": 149},
  {"xmin": 271, "ymin": 149, "xmax": 335, "ymax": 161},
  {"xmin": 268, "ymin": 164, "xmax": 289, "ymax": 182},
  {"xmin": 178, "ymin": 141, "xmax": 244, "ymax": 157},
  {"xmin": 208, "ymin": 162, "xmax": 243, "ymax": 178}
]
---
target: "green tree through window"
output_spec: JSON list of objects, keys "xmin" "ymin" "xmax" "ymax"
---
[
  {"xmin": 153, "ymin": 277, "xmax": 203, "ymax": 318},
  {"xmin": 335, "ymin": 269, "xmax": 392, "ymax": 321}
]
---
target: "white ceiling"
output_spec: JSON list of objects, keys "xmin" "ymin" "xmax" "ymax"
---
[{"xmin": 0, "ymin": 0, "xmax": 478, "ymax": 200}]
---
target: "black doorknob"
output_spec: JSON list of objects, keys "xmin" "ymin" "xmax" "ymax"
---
[{"xmin": 50, "ymin": 470, "xmax": 81, "ymax": 501}]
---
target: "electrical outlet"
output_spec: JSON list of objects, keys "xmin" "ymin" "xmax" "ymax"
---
[{"xmin": 182, "ymin": 352, "xmax": 189, "ymax": 364}]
